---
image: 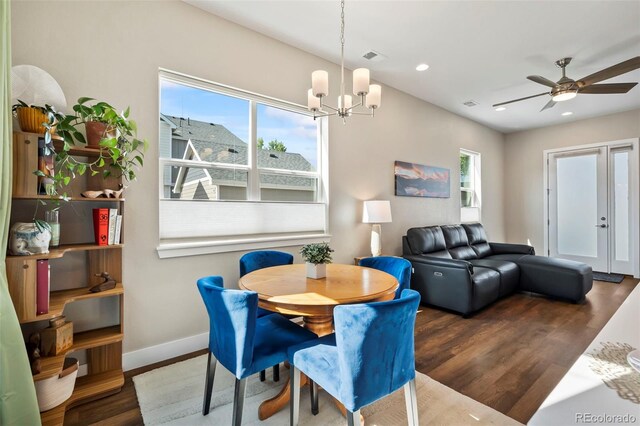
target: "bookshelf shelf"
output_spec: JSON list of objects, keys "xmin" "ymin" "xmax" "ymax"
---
[
  {"xmin": 13, "ymin": 195, "xmax": 125, "ymax": 202},
  {"xmin": 19, "ymin": 283, "xmax": 124, "ymax": 324},
  {"xmin": 6, "ymin": 243, "xmax": 123, "ymax": 261},
  {"xmin": 34, "ymin": 326, "xmax": 123, "ymax": 381}
]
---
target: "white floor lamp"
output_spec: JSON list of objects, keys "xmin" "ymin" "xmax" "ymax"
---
[{"xmin": 362, "ymin": 200, "xmax": 392, "ymax": 257}]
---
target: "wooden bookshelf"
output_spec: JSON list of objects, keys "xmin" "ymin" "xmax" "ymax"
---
[{"xmin": 7, "ymin": 130, "xmax": 126, "ymax": 425}]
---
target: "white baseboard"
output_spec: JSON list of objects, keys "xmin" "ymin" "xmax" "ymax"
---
[{"xmin": 122, "ymin": 332, "xmax": 208, "ymax": 371}]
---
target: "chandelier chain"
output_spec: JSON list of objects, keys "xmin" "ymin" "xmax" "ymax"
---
[{"xmin": 340, "ymin": 0, "xmax": 345, "ymax": 106}]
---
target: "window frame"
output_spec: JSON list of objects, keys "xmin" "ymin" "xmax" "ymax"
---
[
  {"xmin": 157, "ymin": 69, "xmax": 330, "ymax": 258},
  {"xmin": 460, "ymin": 148, "xmax": 482, "ymax": 223}
]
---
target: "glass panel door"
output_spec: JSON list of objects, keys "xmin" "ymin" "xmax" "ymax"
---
[
  {"xmin": 610, "ymin": 149, "xmax": 633, "ymax": 274},
  {"xmin": 548, "ymin": 148, "xmax": 608, "ymax": 271}
]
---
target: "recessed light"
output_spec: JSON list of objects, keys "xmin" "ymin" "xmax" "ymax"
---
[
  {"xmin": 562, "ymin": 111, "xmax": 573, "ymax": 116},
  {"xmin": 495, "ymin": 107, "xmax": 506, "ymax": 111},
  {"xmin": 415, "ymin": 63, "xmax": 429, "ymax": 71}
]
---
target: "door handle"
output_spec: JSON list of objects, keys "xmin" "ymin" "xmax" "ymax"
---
[{"xmin": 595, "ymin": 224, "xmax": 608, "ymax": 228}]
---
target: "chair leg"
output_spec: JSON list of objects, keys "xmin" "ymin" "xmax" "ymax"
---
[
  {"xmin": 260, "ymin": 369, "xmax": 266, "ymax": 382},
  {"xmin": 202, "ymin": 352, "xmax": 217, "ymax": 415},
  {"xmin": 347, "ymin": 409, "xmax": 362, "ymax": 426},
  {"xmin": 290, "ymin": 367, "xmax": 301, "ymax": 426},
  {"xmin": 232, "ymin": 378, "xmax": 247, "ymax": 426},
  {"xmin": 404, "ymin": 379, "xmax": 419, "ymax": 426},
  {"xmin": 309, "ymin": 379, "xmax": 319, "ymax": 415},
  {"xmin": 273, "ymin": 363, "xmax": 280, "ymax": 382}
]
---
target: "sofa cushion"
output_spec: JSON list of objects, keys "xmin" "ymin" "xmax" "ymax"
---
[
  {"xmin": 441, "ymin": 225, "xmax": 477, "ymax": 260},
  {"xmin": 469, "ymin": 259, "xmax": 519, "ymax": 297},
  {"xmin": 470, "ymin": 267, "xmax": 500, "ymax": 311},
  {"xmin": 462, "ymin": 223, "xmax": 492, "ymax": 258},
  {"xmin": 485, "ymin": 253, "xmax": 531, "ymax": 263},
  {"xmin": 406, "ymin": 226, "xmax": 452, "ymax": 258}
]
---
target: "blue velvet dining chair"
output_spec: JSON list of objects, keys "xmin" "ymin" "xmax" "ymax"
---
[
  {"xmin": 288, "ymin": 289, "xmax": 421, "ymax": 426},
  {"xmin": 196, "ymin": 275, "xmax": 317, "ymax": 425},
  {"xmin": 239, "ymin": 250, "xmax": 294, "ymax": 382},
  {"xmin": 359, "ymin": 256, "xmax": 412, "ymax": 299}
]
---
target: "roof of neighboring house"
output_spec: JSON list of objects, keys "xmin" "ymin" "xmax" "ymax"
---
[
  {"xmin": 164, "ymin": 115, "xmax": 315, "ymax": 197},
  {"xmin": 164, "ymin": 115, "xmax": 314, "ymax": 172}
]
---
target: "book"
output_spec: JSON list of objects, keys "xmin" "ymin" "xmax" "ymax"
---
[
  {"xmin": 93, "ymin": 208, "xmax": 110, "ymax": 246},
  {"xmin": 107, "ymin": 208, "xmax": 118, "ymax": 245},
  {"xmin": 114, "ymin": 215, "xmax": 123, "ymax": 245},
  {"xmin": 36, "ymin": 260, "xmax": 50, "ymax": 315},
  {"xmin": 37, "ymin": 137, "xmax": 55, "ymax": 195}
]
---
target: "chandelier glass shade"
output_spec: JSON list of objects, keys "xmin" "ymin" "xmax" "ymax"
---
[{"xmin": 307, "ymin": 0, "xmax": 381, "ymax": 122}]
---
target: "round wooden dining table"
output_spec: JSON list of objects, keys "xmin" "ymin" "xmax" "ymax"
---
[{"xmin": 238, "ymin": 263, "xmax": 398, "ymax": 420}]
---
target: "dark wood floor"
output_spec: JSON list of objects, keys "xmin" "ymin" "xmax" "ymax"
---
[{"xmin": 65, "ymin": 277, "xmax": 638, "ymax": 425}]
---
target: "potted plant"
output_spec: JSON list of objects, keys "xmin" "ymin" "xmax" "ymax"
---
[
  {"xmin": 41, "ymin": 97, "xmax": 147, "ymax": 197},
  {"xmin": 12, "ymin": 100, "xmax": 56, "ymax": 134},
  {"xmin": 300, "ymin": 242, "xmax": 334, "ymax": 279}
]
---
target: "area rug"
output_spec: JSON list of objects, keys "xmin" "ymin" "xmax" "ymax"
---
[
  {"xmin": 593, "ymin": 271, "xmax": 625, "ymax": 283},
  {"xmin": 133, "ymin": 355, "xmax": 522, "ymax": 425}
]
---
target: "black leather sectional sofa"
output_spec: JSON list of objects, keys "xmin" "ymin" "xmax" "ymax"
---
[{"xmin": 402, "ymin": 223, "xmax": 593, "ymax": 316}]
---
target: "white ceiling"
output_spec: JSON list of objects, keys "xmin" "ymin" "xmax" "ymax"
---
[{"xmin": 186, "ymin": 1, "xmax": 640, "ymax": 133}]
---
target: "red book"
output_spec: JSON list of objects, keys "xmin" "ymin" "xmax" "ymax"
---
[
  {"xmin": 36, "ymin": 260, "xmax": 49, "ymax": 315},
  {"xmin": 93, "ymin": 208, "xmax": 110, "ymax": 246}
]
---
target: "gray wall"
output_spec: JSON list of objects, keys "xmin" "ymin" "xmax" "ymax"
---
[
  {"xmin": 504, "ymin": 108, "xmax": 640, "ymax": 251},
  {"xmin": 12, "ymin": 0, "xmax": 505, "ymax": 357}
]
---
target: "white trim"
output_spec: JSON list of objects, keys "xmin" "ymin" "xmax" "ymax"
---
[
  {"xmin": 543, "ymin": 138, "xmax": 640, "ymax": 277},
  {"xmin": 157, "ymin": 233, "xmax": 332, "ymax": 258},
  {"xmin": 123, "ymin": 332, "xmax": 209, "ymax": 371}
]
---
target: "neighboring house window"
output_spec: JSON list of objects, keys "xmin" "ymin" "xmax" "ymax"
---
[
  {"xmin": 460, "ymin": 149, "xmax": 481, "ymax": 223},
  {"xmin": 158, "ymin": 70, "xmax": 329, "ymax": 257}
]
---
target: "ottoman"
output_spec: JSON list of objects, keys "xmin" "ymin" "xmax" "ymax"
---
[{"xmin": 518, "ymin": 256, "xmax": 593, "ymax": 302}]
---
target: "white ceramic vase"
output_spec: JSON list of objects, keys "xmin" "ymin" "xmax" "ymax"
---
[{"xmin": 306, "ymin": 262, "xmax": 326, "ymax": 279}]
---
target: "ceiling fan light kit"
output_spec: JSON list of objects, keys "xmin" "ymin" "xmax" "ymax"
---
[
  {"xmin": 493, "ymin": 56, "xmax": 640, "ymax": 112},
  {"xmin": 307, "ymin": 0, "xmax": 381, "ymax": 123}
]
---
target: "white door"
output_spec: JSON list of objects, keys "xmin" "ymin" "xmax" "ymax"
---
[
  {"xmin": 547, "ymin": 142, "xmax": 638, "ymax": 275},
  {"xmin": 548, "ymin": 148, "xmax": 608, "ymax": 271}
]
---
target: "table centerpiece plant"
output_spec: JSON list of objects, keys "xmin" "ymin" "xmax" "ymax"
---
[{"xmin": 300, "ymin": 242, "xmax": 334, "ymax": 279}]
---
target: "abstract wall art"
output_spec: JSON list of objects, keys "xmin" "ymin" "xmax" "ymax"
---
[{"xmin": 394, "ymin": 160, "xmax": 450, "ymax": 198}]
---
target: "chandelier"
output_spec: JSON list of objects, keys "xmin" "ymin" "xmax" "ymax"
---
[{"xmin": 307, "ymin": 0, "xmax": 381, "ymax": 122}]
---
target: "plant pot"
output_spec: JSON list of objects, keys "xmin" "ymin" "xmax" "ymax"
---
[
  {"xmin": 9, "ymin": 222, "xmax": 51, "ymax": 255},
  {"xmin": 85, "ymin": 121, "xmax": 116, "ymax": 148},
  {"xmin": 15, "ymin": 106, "xmax": 48, "ymax": 134},
  {"xmin": 306, "ymin": 262, "xmax": 326, "ymax": 279}
]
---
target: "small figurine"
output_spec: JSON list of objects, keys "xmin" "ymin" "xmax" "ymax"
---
[
  {"xmin": 81, "ymin": 184, "xmax": 126, "ymax": 199},
  {"xmin": 26, "ymin": 333, "xmax": 41, "ymax": 375},
  {"xmin": 89, "ymin": 272, "xmax": 117, "ymax": 293}
]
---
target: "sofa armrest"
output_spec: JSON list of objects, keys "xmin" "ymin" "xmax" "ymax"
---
[
  {"xmin": 489, "ymin": 242, "xmax": 535, "ymax": 255},
  {"xmin": 403, "ymin": 255, "xmax": 475, "ymax": 315}
]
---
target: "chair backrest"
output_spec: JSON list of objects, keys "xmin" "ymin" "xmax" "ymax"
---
[
  {"xmin": 239, "ymin": 250, "xmax": 294, "ymax": 277},
  {"xmin": 196, "ymin": 276, "xmax": 257, "ymax": 378},
  {"xmin": 333, "ymin": 289, "xmax": 420, "ymax": 411},
  {"xmin": 358, "ymin": 256, "xmax": 412, "ymax": 299}
]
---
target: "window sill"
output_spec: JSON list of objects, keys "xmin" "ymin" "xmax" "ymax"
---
[{"xmin": 156, "ymin": 233, "xmax": 332, "ymax": 258}]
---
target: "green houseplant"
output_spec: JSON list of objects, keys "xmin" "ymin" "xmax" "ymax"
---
[
  {"xmin": 27, "ymin": 97, "xmax": 148, "ymax": 200},
  {"xmin": 300, "ymin": 242, "xmax": 334, "ymax": 279}
]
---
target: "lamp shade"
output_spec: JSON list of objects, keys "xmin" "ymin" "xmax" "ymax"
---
[
  {"xmin": 11, "ymin": 65, "xmax": 67, "ymax": 111},
  {"xmin": 363, "ymin": 200, "xmax": 392, "ymax": 224}
]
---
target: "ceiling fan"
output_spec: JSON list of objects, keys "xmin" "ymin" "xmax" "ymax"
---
[{"xmin": 493, "ymin": 56, "xmax": 640, "ymax": 111}]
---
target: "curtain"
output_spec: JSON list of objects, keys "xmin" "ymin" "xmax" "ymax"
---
[{"xmin": 0, "ymin": 1, "xmax": 42, "ymax": 424}]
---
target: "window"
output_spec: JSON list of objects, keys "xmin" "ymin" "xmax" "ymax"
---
[
  {"xmin": 158, "ymin": 70, "xmax": 329, "ymax": 257},
  {"xmin": 460, "ymin": 149, "xmax": 481, "ymax": 223}
]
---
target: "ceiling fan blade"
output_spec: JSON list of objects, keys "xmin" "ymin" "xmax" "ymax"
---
[
  {"xmin": 579, "ymin": 82, "xmax": 638, "ymax": 94},
  {"xmin": 577, "ymin": 56, "xmax": 640, "ymax": 87},
  {"xmin": 527, "ymin": 75, "xmax": 557, "ymax": 88},
  {"xmin": 540, "ymin": 99, "xmax": 556, "ymax": 112},
  {"xmin": 493, "ymin": 92, "xmax": 549, "ymax": 107}
]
